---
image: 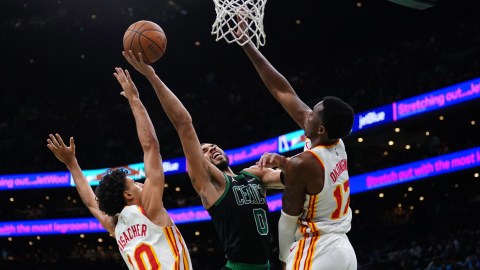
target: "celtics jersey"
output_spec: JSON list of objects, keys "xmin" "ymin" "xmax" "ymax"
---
[{"xmin": 207, "ymin": 170, "xmax": 270, "ymax": 265}]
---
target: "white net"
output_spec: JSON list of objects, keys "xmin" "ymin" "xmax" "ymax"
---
[{"xmin": 211, "ymin": 0, "xmax": 267, "ymax": 48}]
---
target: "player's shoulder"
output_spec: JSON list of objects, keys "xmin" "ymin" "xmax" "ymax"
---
[{"xmin": 289, "ymin": 151, "xmax": 322, "ymax": 169}]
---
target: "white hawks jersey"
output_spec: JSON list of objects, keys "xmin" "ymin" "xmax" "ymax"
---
[
  {"xmin": 287, "ymin": 138, "xmax": 356, "ymax": 270},
  {"xmin": 115, "ymin": 205, "xmax": 192, "ymax": 270},
  {"xmin": 297, "ymin": 138, "xmax": 352, "ymax": 237}
]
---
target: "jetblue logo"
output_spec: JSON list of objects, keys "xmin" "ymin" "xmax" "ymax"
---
[
  {"xmin": 358, "ymin": 111, "xmax": 386, "ymax": 129},
  {"xmin": 163, "ymin": 162, "xmax": 180, "ymax": 172}
]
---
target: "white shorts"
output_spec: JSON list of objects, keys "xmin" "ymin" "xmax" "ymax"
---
[{"xmin": 286, "ymin": 233, "xmax": 357, "ymax": 270}]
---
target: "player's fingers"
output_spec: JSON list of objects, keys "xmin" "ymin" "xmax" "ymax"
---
[
  {"xmin": 261, "ymin": 153, "xmax": 270, "ymax": 167},
  {"xmin": 122, "ymin": 50, "xmax": 131, "ymax": 60},
  {"xmin": 46, "ymin": 143, "xmax": 56, "ymax": 152},
  {"xmin": 256, "ymin": 158, "xmax": 262, "ymax": 168},
  {"xmin": 49, "ymin": 134, "xmax": 60, "ymax": 147},
  {"xmin": 46, "ymin": 139, "xmax": 57, "ymax": 151},
  {"xmin": 137, "ymin": 52, "xmax": 145, "ymax": 64},
  {"xmin": 261, "ymin": 157, "xmax": 267, "ymax": 168},
  {"xmin": 116, "ymin": 67, "xmax": 125, "ymax": 76},
  {"xmin": 124, "ymin": 51, "xmax": 132, "ymax": 62},
  {"xmin": 46, "ymin": 139, "xmax": 53, "ymax": 147},
  {"xmin": 125, "ymin": 70, "xmax": 132, "ymax": 81},
  {"xmin": 70, "ymin": 137, "xmax": 75, "ymax": 150},
  {"xmin": 128, "ymin": 50, "xmax": 137, "ymax": 62},
  {"xmin": 55, "ymin": 133, "xmax": 66, "ymax": 147}
]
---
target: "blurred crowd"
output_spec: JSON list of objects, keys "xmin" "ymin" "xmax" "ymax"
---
[
  {"xmin": 1, "ymin": 0, "xmax": 479, "ymax": 175},
  {"xmin": 1, "ymin": 172, "xmax": 479, "ymax": 269}
]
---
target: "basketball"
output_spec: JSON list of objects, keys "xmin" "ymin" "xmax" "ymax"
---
[{"xmin": 123, "ymin": 20, "xmax": 167, "ymax": 64}]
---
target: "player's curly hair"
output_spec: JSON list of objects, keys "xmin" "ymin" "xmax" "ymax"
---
[
  {"xmin": 321, "ymin": 96, "xmax": 354, "ymax": 140},
  {"xmin": 95, "ymin": 168, "xmax": 128, "ymax": 216}
]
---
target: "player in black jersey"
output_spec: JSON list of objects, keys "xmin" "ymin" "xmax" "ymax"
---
[{"xmin": 121, "ymin": 50, "xmax": 285, "ymax": 270}]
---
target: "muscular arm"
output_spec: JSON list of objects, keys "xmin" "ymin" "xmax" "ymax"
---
[
  {"xmin": 145, "ymin": 73, "xmax": 223, "ymax": 202},
  {"xmin": 278, "ymin": 153, "xmax": 323, "ymax": 261},
  {"xmin": 121, "ymin": 51, "xmax": 223, "ymax": 208},
  {"xmin": 128, "ymin": 97, "xmax": 166, "ymax": 222},
  {"xmin": 244, "ymin": 165, "xmax": 283, "ymax": 190},
  {"xmin": 282, "ymin": 151, "xmax": 325, "ymax": 214},
  {"xmin": 114, "ymin": 68, "xmax": 167, "ymax": 225},
  {"xmin": 242, "ymin": 43, "xmax": 311, "ymax": 129}
]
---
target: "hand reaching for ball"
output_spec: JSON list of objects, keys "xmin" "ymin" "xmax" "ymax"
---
[{"xmin": 122, "ymin": 50, "xmax": 156, "ymax": 79}]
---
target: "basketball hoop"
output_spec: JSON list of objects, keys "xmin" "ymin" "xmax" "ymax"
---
[{"xmin": 211, "ymin": 0, "xmax": 267, "ymax": 48}]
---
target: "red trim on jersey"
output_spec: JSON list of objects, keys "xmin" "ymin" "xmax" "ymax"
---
[
  {"xmin": 306, "ymin": 195, "xmax": 317, "ymax": 219},
  {"xmin": 138, "ymin": 205, "xmax": 147, "ymax": 216},
  {"xmin": 175, "ymin": 226, "xmax": 191, "ymax": 270},
  {"xmin": 304, "ymin": 234, "xmax": 318, "ymax": 270},
  {"xmin": 293, "ymin": 224, "xmax": 307, "ymax": 269},
  {"xmin": 306, "ymin": 151, "xmax": 325, "ymax": 171},
  {"xmin": 164, "ymin": 227, "xmax": 180, "ymax": 270},
  {"xmin": 294, "ymin": 221, "xmax": 321, "ymax": 270}
]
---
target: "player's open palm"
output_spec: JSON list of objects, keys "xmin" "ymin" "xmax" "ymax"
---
[
  {"xmin": 47, "ymin": 133, "xmax": 76, "ymax": 166},
  {"xmin": 114, "ymin": 67, "xmax": 139, "ymax": 100},
  {"xmin": 122, "ymin": 50, "xmax": 155, "ymax": 78}
]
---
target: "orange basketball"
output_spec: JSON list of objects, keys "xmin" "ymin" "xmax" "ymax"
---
[{"xmin": 123, "ymin": 20, "xmax": 167, "ymax": 64}]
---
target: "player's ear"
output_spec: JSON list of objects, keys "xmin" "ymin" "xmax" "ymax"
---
[{"xmin": 318, "ymin": 125, "xmax": 326, "ymax": 134}]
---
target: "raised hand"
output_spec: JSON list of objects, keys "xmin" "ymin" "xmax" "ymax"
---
[
  {"xmin": 46, "ymin": 133, "xmax": 76, "ymax": 166},
  {"xmin": 113, "ymin": 67, "xmax": 139, "ymax": 100},
  {"xmin": 122, "ymin": 50, "xmax": 155, "ymax": 78},
  {"xmin": 234, "ymin": 10, "xmax": 250, "ymax": 44}
]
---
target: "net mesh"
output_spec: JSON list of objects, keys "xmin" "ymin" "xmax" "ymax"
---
[{"xmin": 211, "ymin": 0, "xmax": 267, "ymax": 48}]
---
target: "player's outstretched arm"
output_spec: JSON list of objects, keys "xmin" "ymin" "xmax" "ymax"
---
[
  {"xmin": 234, "ymin": 15, "xmax": 310, "ymax": 128},
  {"xmin": 242, "ymin": 42, "xmax": 311, "ymax": 129},
  {"xmin": 243, "ymin": 152, "xmax": 288, "ymax": 190},
  {"xmin": 122, "ymin": 51, "xmax": 223, "ymax": 208},
  {"xmin": 113, "ymin": 67, "xmax": 169, "ymax": 225},
  {"xmin": 46, "ymin": 134, "xmax": 116, "ymax": 235}
]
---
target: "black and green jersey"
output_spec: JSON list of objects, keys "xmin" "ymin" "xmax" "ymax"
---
[{"xmin": 207, "ymin": 170, "xmax": 271, "ymax": 266}]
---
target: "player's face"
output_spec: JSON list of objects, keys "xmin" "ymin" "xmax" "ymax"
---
[
  {"xmin": 304, "ymin": 102, "xmax": 324, "ymax": 139},
  {"xmin": 125, "ymin": 177, "xmax": 142, "ymax": 204},
  {"xmin": 201, "ymin": 143, "xmax": 230, "ymax": 170}
]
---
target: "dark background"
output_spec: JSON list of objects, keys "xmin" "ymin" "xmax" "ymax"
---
[{"xmin": 1, "ymin": 0, "xmax": 480, "ymax": 269}]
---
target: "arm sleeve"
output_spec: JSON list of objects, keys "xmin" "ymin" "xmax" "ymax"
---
[{"xmin": 278, "ymin": 210, "xmax": 300, "ymax": 262}]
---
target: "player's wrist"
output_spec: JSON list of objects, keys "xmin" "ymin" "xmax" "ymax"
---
[
  {"xmin": 145, "ymin": 72, "xmax": 157, "ymax": 81},
  {"xmin": 242, "ymin": 41, "xmax": 253, "ymax": 49},
  {"xmin": 65, "ymin": 157, "xmax": 78, "ymax": 168},
  {"xmin": 127, "ymin": 96, "xmax": 141, "ymax": 104},
  {"xmin": 277, "ymin": 155, "xmax": 289, "ymax": 172}
]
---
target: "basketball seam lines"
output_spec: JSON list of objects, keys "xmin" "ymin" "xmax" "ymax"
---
[
  {"xmin": 123, "ymin": 22, "xmax": 137, "ymax": 43},
  {"xmin": 129, "ymin": 21, "xmax": 149, "ymax": 56},
  {"xmin": 124, "ymin": 21, "xmax": 166, "ymax": 64}
]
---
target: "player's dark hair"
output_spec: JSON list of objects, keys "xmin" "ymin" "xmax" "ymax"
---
[
  {"xmin": 320, "ymin": 96, "xmax": 354, "ymax": 139},
  {"xmin": 95, "ymin": 168, "xmax": 128, "ymax": 216}
]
